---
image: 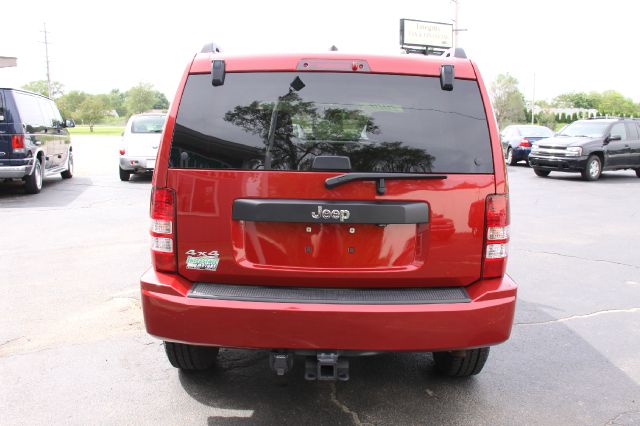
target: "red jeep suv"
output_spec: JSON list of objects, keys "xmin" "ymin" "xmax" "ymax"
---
[{"xmin": 141, "ymin": 47, "xmax": 517, "ymax": 380}]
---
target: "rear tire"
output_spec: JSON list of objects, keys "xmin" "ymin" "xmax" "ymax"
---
[
  {"xmin": 164, "ymin": 342, "xmax": 219, "ymax": 371},
  {"xmin": 433, "ymin": 347, "xmax": 490, "ymax": 377},
  {"xmin": 533, "ymin": 168, "xmax": 550, "ymax": 177},
  {"xmin": 61, "ymin": 152, "xmax": 73, "ymax": 179},
  {"xmin": 506, "ymin": 148, "xmax": 517, "ymax": 166},
  {"xmin": 581, "ymin": 155, "xmax": 602, "ymax": 181},
  {"xmin": 24, "ymin": 159, "xmax": 43, "ymax": 194},
  {"xmin": 119, "ymin": 166, "xmax": 131, "ymax": 182}
]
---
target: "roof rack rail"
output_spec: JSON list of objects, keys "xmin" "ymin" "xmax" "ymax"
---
[
  {"xmin": 444, "ymin": 48, "xmax": 467, "ymax": 59},
  {"xmin": 201, "ymin": 43, "xmax": 222, "ymax": 54}
]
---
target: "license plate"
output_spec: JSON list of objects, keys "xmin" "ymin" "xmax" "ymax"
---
[{"xmin": 147, "ymin": 159, "xmax": 156, "ymax": 169}]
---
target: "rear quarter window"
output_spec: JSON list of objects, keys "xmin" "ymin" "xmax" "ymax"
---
[
  {"xmin": 171, "ymin": 72, "xmax": 493, "ymax": 174},
  {"xmin": 13, "ymin": 91, "xmax": 47, "ymax": 129}
]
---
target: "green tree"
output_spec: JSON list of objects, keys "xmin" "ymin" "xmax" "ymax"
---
[
  {"xmin": 56, "ymin": 91, "xmax": 88, "ymax": 120},
  {"xmin": 535, "ymin": 111, "xmax": 556, "ymax": 129},
  {"xmin": 490, "ymin": 74, "xmax": 526, "ymax": 128},
  {"xmin": 21, "ymin": 80, "xmax": 64, "ymax": 98},
  {"xmin": 597, "ymin": 90, "xmax": 636, "ymax": 117},
  {"xmin": 125, "ymin": 83, "xmax": 157, "ymax": 115},
  {"xmin": 77, "ymin": 95, "xmax": 110, "ymax": 132},
  {"xmin": 553, "ymin": 92, "xmax": 599, "ymax": 109},
  {"xmin": 152, "ymin": 92, "xmax": 169, "ymax": 110},
  {"xmin": 108, "ymin": 89, "xmax": 127, "ymax": 117}
]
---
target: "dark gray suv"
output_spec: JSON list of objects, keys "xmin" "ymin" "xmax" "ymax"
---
[
  {"xmin": 0, "ymin": 88, "xmax": 74, "ymax": 193},
  {"xmin": 528, "ymin": 118, "xmax": 640, "ymax": 181}
]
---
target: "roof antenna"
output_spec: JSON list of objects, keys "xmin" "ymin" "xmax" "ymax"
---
[{"xmin": 329, "ymin": 45, "xmax": 338, "ymax": 51}]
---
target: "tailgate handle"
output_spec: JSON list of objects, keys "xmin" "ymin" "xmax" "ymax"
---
[{"xmin": 233, "ymin": 199, "xmax": 429, "ymax": 224}]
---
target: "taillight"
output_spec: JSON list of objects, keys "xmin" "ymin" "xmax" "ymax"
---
[
  {"xmin": 12, "ymin": 135, "xmax": 25, "ymax": 153},
  {"xmin": 150, "ymin": 187, "xmax": 176, "ymax": 272},
  {"xmin": 119, "ymin": 149, "xmax": 125, "ymax": 155},
  {"xmin": 482, "ymin": 194, "xmax": 509, "ymax": 279},
  {"xmin": 519, "ymin": 138, "xmax": 531, "ymax": 147}
]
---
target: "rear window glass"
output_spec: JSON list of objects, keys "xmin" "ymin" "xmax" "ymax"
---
[
  {"xmin": 171, "ymin": 72, "xmax": 493, "ymax": 173},
  {"xmin": 131, "ymin": 115, "xmax": 165, "ymax": 133}
]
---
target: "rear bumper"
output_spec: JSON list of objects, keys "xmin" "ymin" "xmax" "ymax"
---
[
  {"xmin": 119, "ymin": 156, "xmax": 156, "ymax": 171},
  {"xmin": 141, "ymin": 269, "xmax": 517, "ymax": 352},
  {"xmin": 512, "ymin": 147, "xmax": 531, "ymax": 161},
  {"xmin": 529, "ymin": 155, "xmax": 587, "ymax": 172},
  {"xmin": 0, "ymin": 157, "xmax": 34, "ymax": 178}
]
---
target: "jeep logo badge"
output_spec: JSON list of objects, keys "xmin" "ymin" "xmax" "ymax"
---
[{"xmin": 311, "ymin": 206, "xmax": 351, "ymax": 222}]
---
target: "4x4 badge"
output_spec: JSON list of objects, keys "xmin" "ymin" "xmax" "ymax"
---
[
  {"xmin": 311, "ymin": 206, "xmax": 351, "ymax": 222},
  {"xmin": 185, "ymin": 250, "xmax": 220, "ymax": 271}
]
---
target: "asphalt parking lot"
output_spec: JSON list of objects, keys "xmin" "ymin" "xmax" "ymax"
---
[{"xmin": 1, "ymin": 136, "xmax": 639, "ymax": 425}]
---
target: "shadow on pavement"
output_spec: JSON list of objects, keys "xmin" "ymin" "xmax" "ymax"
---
[
  {"xmin": 176, "ymin": 299, "xmax": 640, "ymax": 425},
  {"xmin": 0, "ymin": 176, "xmax": 92, "ymax": 208},
  {"xmin": 126, "ymin": 173, "xmax": 153, "ymax": 184}
]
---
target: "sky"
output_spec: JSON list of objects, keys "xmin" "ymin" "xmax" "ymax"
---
[{"xmin": 1, "ymin": 0, "xmax": 639, "ymax": 103}]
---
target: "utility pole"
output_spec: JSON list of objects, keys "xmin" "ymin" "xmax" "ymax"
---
[
  {"xmin": 531, "ymin": 72, "xmax": 536, "ymax": 124},
  {"xmin": 451, "ymin": 0, "xmax": 467, "ymax": 48},
  {"xmin": 453, "ymin": 0, "xmax": 459, "ymax": 48},
  {"xmin": 42, "ymin": 23, "xmax": 52, "ymax": 98}
]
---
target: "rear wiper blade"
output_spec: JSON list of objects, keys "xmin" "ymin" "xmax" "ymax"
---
[{"xmin": 325, "ymin": 173, "xmax": 447, "ymax": 195}]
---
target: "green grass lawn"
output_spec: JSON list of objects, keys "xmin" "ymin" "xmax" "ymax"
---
[{"xmin": 69, "ymin": 125, "xmax": 124, "ymax": 136}]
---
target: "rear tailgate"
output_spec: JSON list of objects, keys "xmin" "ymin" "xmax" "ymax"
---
[
  {"xmin": 165, "ymin": 68, "xmax": 496, "ymax": 288},
  {"xmin": 168, "ymin": 170, "xmax": 492, "ymax": 287}
]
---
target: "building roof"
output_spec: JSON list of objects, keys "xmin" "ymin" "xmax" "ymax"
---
[{"xmin": 0, "ymin": 57, "xmax": 17, "ymax": 68}]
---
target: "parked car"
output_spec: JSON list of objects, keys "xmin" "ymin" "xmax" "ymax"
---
[
  {"xmin": 501, "ymin": 124, "xmax": 554, "ymax": 166},
  {"xmin": 0, "ymin": 88, "xmax": 74, "ymax": 194},
  {"xmin": 529, "ymin": 118, "xmax": 640, "ymax": 181},
  {"xmin": 118, "ymin": 113, "xmax": 166, "ymax": 181},
  {"xmin": 140, "ymin": 46, "xmax": 517, "ymax": 380}
]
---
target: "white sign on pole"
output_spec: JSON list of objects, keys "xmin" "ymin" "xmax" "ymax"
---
[{"xmin": 400, "ymin": 19, "xmax": 453, "ymax": 49}]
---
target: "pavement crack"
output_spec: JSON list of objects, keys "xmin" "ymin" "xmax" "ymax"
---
[
  {"xmin": 514, "ymin": 248, "xmax": 640, "ymax": 269},
  {"xmin": 516, "ymin": 307, "xmax": 640, "ymax": 326},
  {"xmin": 605, "ymin": 410, "xmax": 640, "ymax": 425},
  {"xmin": 329, "ymin": 383, "xmax": 370, "ymax": 426},
  {"xmin": 0, "ymin": 337, "xmax": 24, "ymax": 347}
]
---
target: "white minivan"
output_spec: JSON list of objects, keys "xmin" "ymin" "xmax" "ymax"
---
[{"xmin": 119, "ymin": 113, "xmax": 166, "ymax": 181}]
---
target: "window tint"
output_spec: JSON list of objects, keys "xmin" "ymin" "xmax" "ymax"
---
[
  {"xmin": 171, "ymin": 73, "xmax": 493, "ymax": 174},
  {"xmin": 625, "ymin": 122, "xmax": 639, "ymax": 140},
  {"xmin": 13, "ymin": 92, "xmax": 46, "ymax": 129},
  {"xmin": 610, "ymin": 123, "xmax": 627, "ymax": 141},
  {"xmin": 131, "ymin": 115, "xmax": 165, "ymax": 133}
]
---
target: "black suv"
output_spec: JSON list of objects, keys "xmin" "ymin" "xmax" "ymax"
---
[
  {"xmin": 0, "ymin": 88, "xmax": 74, "ymax": 194},
  {"xmin": 528, "ymin": 118, "xmax": 640, "ymax": 181}
]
